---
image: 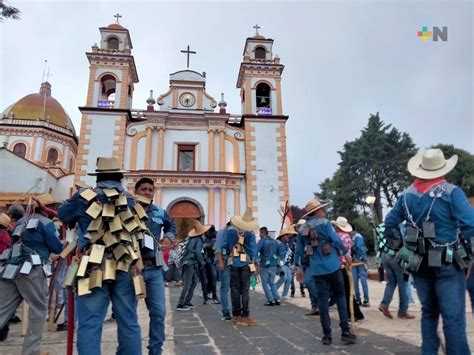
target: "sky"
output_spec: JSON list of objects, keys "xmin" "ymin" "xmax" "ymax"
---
[{"xmin": 1, "ymin": 0, "xmax": 473, "ymax": 207}]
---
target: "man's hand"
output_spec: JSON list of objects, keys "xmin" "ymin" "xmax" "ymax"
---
[{"xmin": 345, "ymin": 255, "xmax": 352, "ymax": 267}]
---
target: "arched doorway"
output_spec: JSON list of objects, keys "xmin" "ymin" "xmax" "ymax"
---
[{"xmin": 167, "ymin": 198, "xmax": 205, "ymax": 239}]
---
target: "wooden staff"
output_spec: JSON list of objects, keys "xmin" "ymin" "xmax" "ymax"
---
[
  {"xmin": 21, "ymin": 302, "xmax": 28, "ymax": 336},
  {"xmin": 345, "ymin": 264, "xmax": 356, "ymax": 332}
]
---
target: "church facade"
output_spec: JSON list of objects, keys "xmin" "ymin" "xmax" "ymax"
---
[{"xmin": 76, "ymin": 20, "xmax": 290, "ymax": 235}]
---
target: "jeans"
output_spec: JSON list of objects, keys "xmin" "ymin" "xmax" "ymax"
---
[
  {"xmin": 380, "ymin": 252, "xmax": 408, "ymax": 315},
  {"xmin": 466, "ymin": 270, "xmax": 474, "ymax": 314},
  {"xmin": 230, "ymin": 265, "xmax": 251, "ymax": 317},
  {"xmin": 413, "ymin": 264, "xmax": 470, "ymax": 355},
  {"xmin": 407, "ymin": 274, "xmax": 415, "ymax": 304},
  {"xmin": 166, "ymin": 263, "xmax": 181, "ymax": 282},
  {"xmin": 220, "ymin": 264, "xmax": 231, "ymax": 316},
  {"xmin": 275, "ymin": 265, "xmax": 292, "ymax": 297},
  {"xmin": 142, "ymin": 266, "xmax": 166, "ymax": 355},
  {"xmin": 178, "ymin": 264, "xmax": 198, "ymax": 306},
  {"xmin": 205, "ymin": 262, "xmax": 218, "ymax": 299},
  {"xmin": 77, "ymin": 271, "xmax": 141, "ymax": 355},
  {"xmin": 198, "ymin": 265, "xmax": 209, "ymax": 299},
  {"xmin": 260, "ymin": 266, "xmax": 279, "ymax": 302},
  {"xmin": 352, "ymin": 264, "xmax": 369, "ymax": 302},
  {"xmin": 303, "ymin": 266, "xmax": 318, "ymax": 310},
  {"xmin": 314, "ymin": 269, "xmax": 350, "ymax": 336}
]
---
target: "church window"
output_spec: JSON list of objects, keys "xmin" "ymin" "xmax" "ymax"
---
[
  {"xmin": 12, "ymin": 143, "xmax": 26, "ymax": 158},
  {"xmin": 69, "ymin": 157, "xmax": 75, "ymax": 172},
  {"xmin": 107, "ymin": 37, "xmax": 119, "ymax": 50},
  {"xmin": 177, "ymin": 144, "xmax": 195, "ymax": 172},
  {"xmin": 98, "ymin": 75, "xmax": 117, "ymax": 107},
  {"xmin": 47, "ymin": 148, "xmax": 59, "ymax": 164},
  {"xmin": 255, "ymin": 46, "xmax": 266, "ymax": 60},
  {"xmin": 256, "ymin": 82, "xmax": 271, "ymax": 108}
]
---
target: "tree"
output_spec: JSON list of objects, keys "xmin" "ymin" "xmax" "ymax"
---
[
  {"xmin": 0, "ymin": 1, "xmax": 21, "ymax": 22},
  {"xmin": 432, "ymin": 144, "xmax": 474, "ymax": 197}
]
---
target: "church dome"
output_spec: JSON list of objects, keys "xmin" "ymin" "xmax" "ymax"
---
[
  {"xmin": 2, "ymin": 82, "xmax": 76, "ymax": 134},
  {"xmin": 107, "ymin": 23, "xmax": 125, "ymax": 30}
]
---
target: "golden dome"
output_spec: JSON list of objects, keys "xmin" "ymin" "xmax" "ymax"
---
[{"xmin": 3, "ymin": 82, "xmax": 74, "ymax": 132}]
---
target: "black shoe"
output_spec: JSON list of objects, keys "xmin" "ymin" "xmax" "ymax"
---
[
  {"xmin": 176, "ymin": 304, "xmax": 192, "ymax": 311},
  {"xmin": 355, "ymin": 299, "xmax": 362, "ymax": 306},
  {"xmin": 362, "ymin": 300, "xmax": 370, "ymax": 307},
  {"xmin": 0, "ymin": 325, "xmax": 9, "ymax": 342},
  {"xmin": 322, "ymin": 335, "xmax": 332, "ymax": 345},
  {"xmin": 222, "ymin": 313, "xmax": 232, "ymax": 321},
  {"xmin": 203, "ymin": 299, "xmax": 208, "ymax": 305},
  {"xmin": 274, "ymin": 300, "xmax": 281, "ymax": 306},
  {"xmin": 264, "ymin": 301, "xmax": 275, "ymax": 306},
  {"xmin": 301, "ymin": 291, "xmax": 306, "ymax": 298},
  {"xmin": 290, "ymin": 291, "xmax": 295, "ymax": 298},
  {"xmin": 185, "ymin": 303, "xmax": 195, "ymax": 309},
  {"xmin": 341, "ymin": 331, "xmax": 357, "ymax": 345},
  {"xmin": 9, "ymin": 316, "xmax": 21, "ymax": 324},
  {"xmin": 56, "ymin": 322, "xmax": 67, "ymax": 332}
]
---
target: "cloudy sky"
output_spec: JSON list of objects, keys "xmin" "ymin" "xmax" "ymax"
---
[{"xmin": 1, "ymin": 0, "xmax": 472, "ymax": 206}]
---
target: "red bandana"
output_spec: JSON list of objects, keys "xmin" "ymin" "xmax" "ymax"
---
[{"xmin": 413, "ymin": 177, "xmax": 446, "ymax": 194}]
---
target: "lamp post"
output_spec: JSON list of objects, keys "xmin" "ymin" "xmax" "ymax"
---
[{"xmin": 365, "ymin": 195, "xmax": 378, "ymax": 254}]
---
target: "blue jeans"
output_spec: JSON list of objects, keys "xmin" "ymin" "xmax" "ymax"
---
[
  {"xmin": 76, "ymin": 271, "xmax": 141, "ymax": 355},
  {"xmin": 413, "ymin": 264, "xmax": 470, "ymax": 355},
  {"xmin": 142, "ymin": 266, "xmax": 166, "ymax": 355},
  {"xmin": 381, "ymin": 252, "xmax": 408, "ymax": 315},
  {"xmin": 275, "ymin": 265, "xmax": 292, "ymax": 297},
  {"xmin": 178, "ymin": 264, "xmax": 198, "ymax": 306},
  {"xmin": 352, "ymin": 264, "xmax": 369, "ymax": 302},
  {"xmin": 220, "ymin": 265, "xmax": 231, "ymax": 316},
  {"xmin": 303, "ymin": 266, "xmax": 318, "ymax": 310},
  {"xmin": 260, "ymin": 266, "xmax": 279, "ymax": 302},
  {"xmin": 466, "ymin": 270, "xmax": 474, "ymax": 314},
  {"xmin": 314, "ymin": 269, "xmax": 350, "ymax": 336}
]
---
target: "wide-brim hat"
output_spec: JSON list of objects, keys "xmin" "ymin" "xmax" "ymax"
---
[
  {"xmin": 407, "ymin": 148, "xmax": 458, "ymax": 180},
  {"xmin": 88, "ymin": 156, "xmax": 127, "ymax": 176},
  {"xmin": 188, "ymin": 220, "xmax": 212, "ymax": 237},
  {"xmin": 278, "ymin": 225, "xmax": 297, "ymax": 239},
  {"xmin": 301, "ymin": 199, "xmax": 331, "ymax": 218},
  {"xmin": 0, "ymin": 213, "xmax": 11, "ymax": 228},
  {"xmin": 231, "ymin": 207, "xmax": 259, "ymax": 232},
  {"xmin": 331, "ymin": 216, "xmax": 353, "ymax": 233}
]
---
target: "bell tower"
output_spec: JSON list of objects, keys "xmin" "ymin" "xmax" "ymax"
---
[
  {"xmin": 237, "ymin": 25, "xmax": 289, "ymax": 232},
  {"xmin": 75, "ymin": 14, "xmax": 139, "ymax": 185}
]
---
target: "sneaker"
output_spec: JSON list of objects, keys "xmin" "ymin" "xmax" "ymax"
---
[
  {"xmin": 9, "ymin": 315, "xmax": 21, "ymax": 324},
  {"xmin": 0, "ymin": 325, "xmax": 9, "ymax": 342},
  {"xmin": 238, "ymin": 317, "xmax": 257, "ymax": 326},
  {"xmin": 264, "ymin": 301, "xmax": 275, "ymax": 306},
  {"xmin": 378, "ymin": 304, "xmax": 393, "ymax": 319},
  {"xmin": 203, "ymin": 299, "xmax": 208, "ymax": 305},
  {"xmin": 398, "ymin": 314, "xmax": 415, "ymax": 319},
  {"xmin": 165, "ymin": 282, "xmax": 169, "ymax": 287},
  {"xmin": 185, "ymin": 303, "xmax": 195, "ymax": 309},
  {"xmin": 274, "ymin": 300, "xmax": 281, "ymax": 306},
  {"xmin": 341, "ymin": 331, "xmax": 357, "ymax": 345},
  {"xmin": 176, "ymin": 304, "xmax": 191, "ymax": 311},
  {"xmin": 362, "ymin": 300, "xmax": 370, "ymax": 307},
  {"xmin": 56, "ymin": 322, "xmax": 67, "ymax": 332},
  {"xmin": 322, "ymin": 335, "xmax": 332, "ymax": 345},
  {"xmin": 305, "ymin": 308, "xmax": 320, "ymax": 316},
  {"xmin": 222, "ymin": 314, "xmax": 232, "ymax": 321},
  {"xmin": 211, "ymin": 298, "xmax": 220, "ymax": 304},
  {"xmin": 282, "ymin": 295, "xmax": 290, "ymax": 300}
]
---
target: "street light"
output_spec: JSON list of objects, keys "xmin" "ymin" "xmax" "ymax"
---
[{"xmin": 365, "ymin": 194, "xmax": 378, "ymax": 255}]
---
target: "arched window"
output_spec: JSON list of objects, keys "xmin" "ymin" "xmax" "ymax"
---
[
  {"xmin": 13, "ymin": 143, "xmax": 26, "ymax": 158},
  {"xmin": 107, "ymin": 37, "xmax": 119, "ymax": 50},
  {"xmin": 255, "ymin": 47, "xmax": 266, "ymax": 60},
  {"xmin": 256, "ymin": 83, "xmax": 271, "ymax": 108},
  {"xmin": 98, "ymin": 74, "xmax": 117, "ymax": 107},
  {"xmin": 47, "ymin": 148, "xmax": 59, "ymax": 164},
  {"xmin": 69, "ymin": 157, "xmax": 75, "ymax": 172}
]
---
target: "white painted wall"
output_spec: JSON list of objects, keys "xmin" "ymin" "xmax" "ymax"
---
[
  {"xmin": 151, "ymin": 129, "xmax": 158, "ymax": 169},
  {"xmin": 239, "ymin": 180, "xmax": 247, "ymax": 215},
  {"xmin": 226, "ymin": 189, "xmax": 234, "ymax": 223},
  {"xmin": 54, "ymin": 174, "xmax": 75, "ymax": 201},
  {"xmin": 124, "ymin": 135, "xmax": 132, "ymax": 170},
  {"xmin": 162, "ymin": 130, "xmax": 208, "ymax": 171},
  {"xmin": 35, "ymin": 137, "xmax": 44, "ymax": 161},
  {"xmin": 136, "ymin": 136, "xmax": 146, "ymax": 170},
  {"xmin": 225, "ymin": 140, "xmax": 233, "ymax": 173},
  {"xmin": 252, "ymin": 121, "xmax": 282, "ymax": 232}
]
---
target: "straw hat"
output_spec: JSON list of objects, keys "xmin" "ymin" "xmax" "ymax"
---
[
  {"xmin": 34, "ymin": 193, "xmax": 57, "ymax": 206},
  {"xmin": 188, "ymin": 220, "xmax": 212, "ymax": 237},
  {"xmin": 301, "ymin": 199, "xmax": 331, "ymax": 218},
  {"xmin": 230, "ymin": 207, "xmax": 259, "ymax": 232},
  {"xmin": 278, "ymin": 225, "xmax": 297, "ymax": 239},
  {"xmin": 88, "ymin": 156, "xmax": 127, "ymax": 176},
  {"xmin": 0, "ymin": 213, "xmax": 11, "ymax": 228},
  {"xmin": 75, "ymin": 181, "xmax": 91, "ymax": 190},
  {"xmin": 331, "ymin": 216, "xmax": 353, "ymax": 233},
  {"xmin": 407, "ymin": 149, "xmax": 458, "ymax": 180}
]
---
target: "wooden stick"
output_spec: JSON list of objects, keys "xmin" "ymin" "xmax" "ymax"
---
[
  {"xmin": 47, "ymin": 290, "xmax": 57, "ymax": 331},
  {"xmin": 21, "ymin": 302, "xmax": 28, "ymax": 336},
  {"xmin": 345, "ymin": 265, "xmax": 356, "ymax": 332}
]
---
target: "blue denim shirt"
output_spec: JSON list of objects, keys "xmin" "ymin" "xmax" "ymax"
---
[
  {"xmin": 385, "ymin": 182, "xmax": 474, "ymax": 245},
  {"xmin": 294, "ymin": 216, "xmax": 347, "ymax": 276},
  {"xmin": 214, "ymin": 227, "xmax": 227, "ymax": 255},
  {"xmin": 9, "ymin": 213, "xmax": 63, "ymax": 264},
  {"xmin": 58, "ymin": 181, "xmax": 135, "ymax": 250},
  {"xmin": 257, "ymin": 237, "xmax": 279, "ymax": 268},
  {"xmin": 182, "ymin": 236, "xmax": 205, "ymax": 267},
  {"xmin": 142, "ymin": 204, "xmax": 176, "ymax": 260},
  {"xmin": 351, "ymin": 233, "xmax": 368, "ymax": 262},
  {"xmin": 221, "ymin": 227, "xmax": 257, "ymax": 267}
]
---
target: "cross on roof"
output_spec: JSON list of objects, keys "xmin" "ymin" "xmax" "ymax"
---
[
  {"xmin": 180, "ymin": 45, "xmax": 196, "ymax": 69},
  {"xmin": 114, "ymin": 13, "xmax": 122, "ymax": 24},
  {"xmin": 253, "ymin": 24, "xmax": 261, "ymax": 36}
]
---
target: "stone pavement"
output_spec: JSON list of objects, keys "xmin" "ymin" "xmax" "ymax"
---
[{"xmin": 0, "ymin": 277, "xmax": 472, "ymax": 354}]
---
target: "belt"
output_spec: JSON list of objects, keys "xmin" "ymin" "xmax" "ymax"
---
[{"xmin": 142, "ymin": 258, "xmax": 156, "ymax": 267}]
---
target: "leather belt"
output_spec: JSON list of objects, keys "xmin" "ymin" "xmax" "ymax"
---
[{"xmin": 142, "ymin": 258, "xmax": 156, "ymax": 267}]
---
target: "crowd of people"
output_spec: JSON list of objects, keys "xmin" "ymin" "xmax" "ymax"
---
[{"xmin": 0, "ymin": 148, "xmax": 473, "ymax": 354}]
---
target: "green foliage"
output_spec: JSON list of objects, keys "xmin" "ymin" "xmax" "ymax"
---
[
  {"xmin": 0, "ymin": 1, "xmax": 21, "ymax": 21},
  {"xmin": 431, "ymin": 144, "xmax": 474, "ymax": 197}
]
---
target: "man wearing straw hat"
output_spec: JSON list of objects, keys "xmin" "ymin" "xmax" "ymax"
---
[
  {"xmin": 294, "ymin": 199, "xmax": 356, "ymax": 346},
  {"xmin": 222, "ymin": 207, "xmax": 258, "ymax": 326},
  {"xmin": 275, "ymin": 226, "xmax": 296, "ymax": 299},
  {"xmin": 257, "ymin": 226, "xmax": 282, "ymax": 306},
  {"xmin": 385, "ymin": 148, "xmax": 474, "ymax": 354},
  {"xmin": 58, "ymin": 157, "xmax": 142, "ymax": 354},
  {"xmin": 134, "ymin": 177, "xmax": 176, "ymax": 355},
  {"xmin": 176, "ymin": 221, "xmax": 209, "ymax": 311},
  {"xmin": 0, "ymin": 195, "xmax": 63, "ymax": 353}
]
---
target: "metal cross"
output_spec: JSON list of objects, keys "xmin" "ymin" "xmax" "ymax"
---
[
  {"xmin": 180, "ymin": 45, "xmax": 196, "ymax": 69},
  {"xmin": 114, "ymin": 13, "xmax": 122, "ymax": 24},
  {"xmin": 253, "ymin": 24, "xmax": 261, "ymax": 35}
]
